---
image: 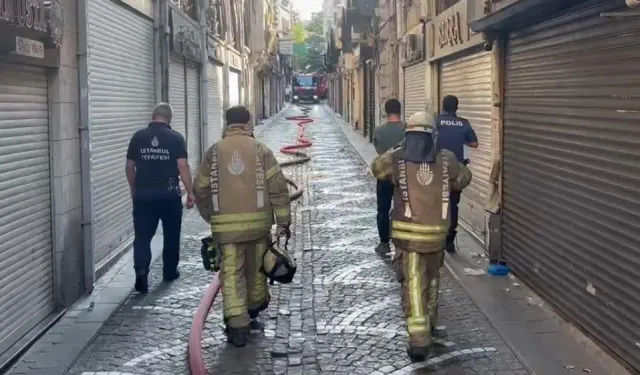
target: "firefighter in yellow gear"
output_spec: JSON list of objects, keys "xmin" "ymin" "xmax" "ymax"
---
[
  {"xmin": 370, "ymin": 111, "xmax": 472, "ymax": 362},
  {"xmin": 193, "ymin": 106, "xmax": 291, "ymax": 347}
]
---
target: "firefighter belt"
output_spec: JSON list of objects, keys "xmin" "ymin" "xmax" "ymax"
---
[
  {"xmin": 219, "ymin": 237, "xmax": 271, "ymax": 328},
  {"xmin": 393, "ymin": 249, "xmax": 445, "ymax": 348}
]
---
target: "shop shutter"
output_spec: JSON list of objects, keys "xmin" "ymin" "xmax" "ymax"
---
[
  {"xmin": 503, "ymin": 1, "xmax": 640, "ymax": 370},
  {"xmin": 185, "ymin": 62, "xmax": 200, "ymax": 170},
  {"xmin": 229, "ymin": 70, "xmax": 240, "ymax": 107},
  {"xmin": 403, "ymin": 61, "xmax": 427, "ymax": 121},
  {"xmin": 0, "ymin": 63, "xmax": 54, "ymax": 355},
  {"xmin": 206, "ymin": 62, "xmax": 224, "ymax": 147},
  {"xmin": 88, "ymin": 0, "xmax": 155, "ymax": 262},
  {"xmin": 440, "ymin": 50, "xmax": 492, "ymax": 242},
  {"xmin": 169, "ymin": 55, "xmax": 187, "ymax": 139}
]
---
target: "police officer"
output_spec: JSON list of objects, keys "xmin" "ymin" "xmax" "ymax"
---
[
  {"xmin": 372, "ymin": 98, "xmax": 406, "ymax": 254},
  {"xmin": 370, "ymin": 111, "xmax": 472, "ymax": 362},
  {"xmin": 436, "ymin": 95, "xmax": 478, "ymax": 253},
  {"xmin": 193, "ymin": 106, "xmax": 291, "ymax": 347},
  {"xmin": 125, "ymin": 103, "xmax": 195, "ymax": 293}
]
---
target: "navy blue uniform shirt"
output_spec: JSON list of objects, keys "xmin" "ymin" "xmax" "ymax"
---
[
  {"xmin": 126, "ymin": 122, "xmax": 188, "ymax": 200},
  {"xmin": 436, "ymin": 112, "xmax": 478, "ymax": 162}
]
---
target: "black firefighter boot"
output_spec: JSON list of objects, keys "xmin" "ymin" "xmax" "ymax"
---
[
  {"xmin": 225, "ymin": 326, "xmax": 249, "ymax": 347},
  {"xmin": 407, "ymin": 344, "xmax": 429, "ymax": 363},
  {"xmin": 134, "ymin": 269, "xmax": 149, "ymax": 293}
]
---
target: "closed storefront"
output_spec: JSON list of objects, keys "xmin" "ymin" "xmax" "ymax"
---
[
  {"xmin": 0, "ymin": 63, "xmax": 54, "ymax": 357},
  {"xmin": 169, "ymin": 55, "xmax": 187, "ymax": 138},
  {"xmin": 439, "ymin": 50, "xmax": 492, "ymax": 242},
  {"xmin": 185, "ymin": 61, "xmax": 200, "ymax": 169},
  {"xmin": 206, "ymin": 61, "xmax": 224, "ymax": 146},
  {"xmin": 229, "ymin": 69, "xmax": 240, "ymax": 107},
  {"xmin": 430, "ymin": 0, "xmax": 494, "ymax": 245},
  {"xmin": 169, "ymin": 8, "xmax": 204, "ymax": 172},
  {"xmin": 502, "ymin": 1, "xmax": 640, "ymax": 370},
  {"xmin": 88, "ymin": 0, "xmax": 155, "ymax": 263},
  {"xmin": 403, "ymin": 61, "xmax": 427, "ymax": 121}
]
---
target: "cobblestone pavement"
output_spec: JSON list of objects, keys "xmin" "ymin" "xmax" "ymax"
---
[{"xmin": 67, "ymin": 105, "xmax": 528, "ymax": 375}]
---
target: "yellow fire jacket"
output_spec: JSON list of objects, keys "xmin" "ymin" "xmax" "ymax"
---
[{"xmin": 194, "ymin": 125, "xmax": 291, "ymax": 244}]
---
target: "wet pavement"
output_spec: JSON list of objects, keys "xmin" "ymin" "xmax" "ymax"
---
[{"xmin": 65, "ymin": 105, "xmax": 529, "ymax": 374}]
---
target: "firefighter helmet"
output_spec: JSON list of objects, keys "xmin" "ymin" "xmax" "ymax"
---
[
  {"xmin": 261, "ymin": 240, "xmax": 297, "ymax": 284},
  {"xmin": 200, "ymin": 236, "xmax": 220, "ymax": 272}
]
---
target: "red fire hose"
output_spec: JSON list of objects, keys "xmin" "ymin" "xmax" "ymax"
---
[{"xmin": 188, "ymin": 105, "xmax": 315, "ymax": 374}]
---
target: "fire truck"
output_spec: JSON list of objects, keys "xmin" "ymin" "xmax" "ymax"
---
[{"xmin": 291, "ymin": 72, "xmax": 328, "ymax": 103}]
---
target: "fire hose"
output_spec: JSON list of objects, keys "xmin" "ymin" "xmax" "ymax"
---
[{"xmin": 188, "ymin": 105, "xmax": 314, "ymax": 374}]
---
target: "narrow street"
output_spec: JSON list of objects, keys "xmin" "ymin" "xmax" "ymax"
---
[{"xmin": 59, "ymin": 105, "xmax": 527, "ymax": 375}]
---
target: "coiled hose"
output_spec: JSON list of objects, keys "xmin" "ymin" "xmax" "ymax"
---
[{"xmin": 188, "ymin": 105, "xmax": 314, "ymax": 374}]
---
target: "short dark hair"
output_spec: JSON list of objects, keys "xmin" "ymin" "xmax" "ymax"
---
[
  {"xmin": 442, "ymin": 95, "xmax": 459, "ymax": 113},
  {"xmin": 225, "ymin": 106, "xmax": 251, "ymax": 125},
  {"xmin": 384, "ymin": 99, "xmax": 402, "ymax": 116}
]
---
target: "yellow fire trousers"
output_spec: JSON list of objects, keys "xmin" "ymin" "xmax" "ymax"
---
[
  {"xmin": 393, "ymin": 249, "xmax": 444, "ymax": 348},
  {"xmin": 219, "ymin": 238, "xmax": 271, "ymax": 328}
]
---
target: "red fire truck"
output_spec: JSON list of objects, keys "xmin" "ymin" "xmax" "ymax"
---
[{"xmin": 292, "ymin": 72, "xmax": 328, "ymax": 103}]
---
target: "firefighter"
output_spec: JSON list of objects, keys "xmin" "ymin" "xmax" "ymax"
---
[
  {"xmin": 193, "ymin": 106, "xmax": 291, "ymax": 347},
  {"xmin": 370, "ymin": 111, "xmax": 472, "ymax": 362}
]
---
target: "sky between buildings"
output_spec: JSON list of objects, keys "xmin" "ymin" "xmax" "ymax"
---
[{"xmin": 292, "ymin": 0, "xmax": 323, "ymax": 20}]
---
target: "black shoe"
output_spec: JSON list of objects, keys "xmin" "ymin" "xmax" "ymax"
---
[
  {"xmin": 407, "ymin": 345, "xmax": 429, "ymax": 362},
  {"xmin": 375, "ymin": 242, "xmax": 391, "ymax": 254},
  {"xmin": 163, "ymin": 270, "xmax": 180, "ymax": 282},
  {"xmin": 445, "ymin": 240, "xmax": 456, "ymax": 253},
  {"xmin": 225, "ymin": 326, "xmax": 249, "ymax": 347},
  {"xmin": 249, "ymin": 320, "xmax": 264, "ymax": 333},
  {"xmin": 134, "ymin": 273, "xmax": 148, "ymax": 293}
]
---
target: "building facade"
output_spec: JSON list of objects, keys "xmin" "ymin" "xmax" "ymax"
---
[
  {"xmin": 0, "ymin": 0, "xmax": 287, "ymax": 368},
  {"xmin": 328, "ymin": 0, "xmax": 640, "ymax": 371}
]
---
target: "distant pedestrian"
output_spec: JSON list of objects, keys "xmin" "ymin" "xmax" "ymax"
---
[
  {"xmin": 436, "ymin": 95, "xmax": 478, "ymax": 253},
  {"xmin": 372, "ymin": 98, "xmax": 406, "ymax": 255},
  {"xmin": 125, "ymin": 103, "xmax": 195, "ymax": 293}
]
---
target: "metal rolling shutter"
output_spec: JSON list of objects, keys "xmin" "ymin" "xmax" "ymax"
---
[
  {"xmin": 0, "ymin": 63, "xmax": 53, "ymax": 355},
  {"xmin": 503, "ymin": 1, "xmax": 640, "ymax": 370},
  {"xmin": 229, "ymin": 70, "xmax": 240, "ymax": 107},
  {"xmin": 440, "ymin": 50, "xmax": 492, "ymax": 242},
  {"xmin": 207, "ymin": 62, "xmax": 224, "ymax": 147},
  {"xmin": 88, "ymin": 0, "xmax": 155, "ymax": 263},
  {"xmin": 169, "ymin": 55, "xmax": 187, "ymax": 139},
  {"xmin": 403, "ymin": 61, "xmax": 427, "ymax": 120},
  {"xmin": 185, "ymin": 62, "xmax": 200, "ymax": 169}
]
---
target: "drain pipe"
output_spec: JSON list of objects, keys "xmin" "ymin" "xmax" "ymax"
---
[{"xmin": 76, "ymin": 0, "xmax": 94, "ymax": 293}]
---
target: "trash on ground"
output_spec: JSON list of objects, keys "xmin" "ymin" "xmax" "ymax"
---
[{"xmin": 463, "ymin": 268, "xmax": 486, "ymax": 276}]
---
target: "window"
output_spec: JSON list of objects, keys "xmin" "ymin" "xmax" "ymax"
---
[
  {"xmin": 294, "ymin": 76, "xmax": 315, "ymax": 86},
  {"xmin": 436, "ymin": 0, "xmax": 460, "ymax": 15},
  {"xmin": 171, "ymin": 0, "xmax": 197, "ymax": 20},
  {"xmin": 244, "ymin": 0, "xmax": 251, "ymax": 47},
  {"xmin": 206, "ymin": 0, "xmax": 224, "ymax": 37}
]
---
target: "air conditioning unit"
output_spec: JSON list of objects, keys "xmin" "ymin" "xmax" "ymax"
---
[
  {"xmin": 351, "ymin": 25, "xmax": 367, "ymax": 43},
  {"xmin": 404, "ymin": 33, "xmax": 424, "ymax": 61}
]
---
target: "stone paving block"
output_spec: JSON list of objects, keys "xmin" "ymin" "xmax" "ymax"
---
[{"xmin": 57, "ymin": 105, "xmax": 529, "ymax": 375}]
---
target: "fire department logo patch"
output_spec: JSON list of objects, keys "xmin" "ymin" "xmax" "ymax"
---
[
  {"xmin": 227, "ymin": 151, "xmax": 245, "ymax": 175},
  {"xmin": 416, "ymin": 163, "xmax": 434, "ymax": 186},
  {"xmin": 151, "ymin": 136, "xmax": 159, "ymax": 147}
]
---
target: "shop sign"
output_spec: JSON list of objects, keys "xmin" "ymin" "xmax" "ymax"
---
[
  {"xmin": 279, "ymin": 37, "xmax": 293, "ymax": 55},
  {"xmin": 170, "ymin": 8, "xmax": 202, "ymax": 62},
  {"xmin": 15, "ymin": 36, "xmax": 43, "ymax": 58},
  {"xmin": 0, "ymin": 0, "xmax": 65, "ymax": 47},
  {"xmin": 119, "ymin": 0, "xmax": 153, "ymax": 19},
  {"xmin": 0, "ymin": 0, "xmax": 47, "ymax": 31},
  {"xmin": 429, "ymin": 0, "xmax": 485, "ymax": 61},
  {"xmin": 207, "ymin": 37, "xmax": 225, "ymax": 63},
  {"xmin": 229, "ymin": 50, "xmax": 241, "ymax": 70}
]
